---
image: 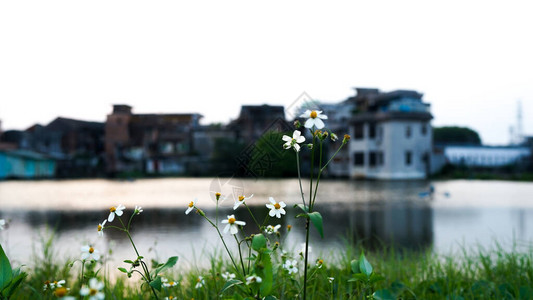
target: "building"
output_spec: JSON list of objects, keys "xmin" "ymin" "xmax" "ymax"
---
[
  {"xmin": 229, "ymin": 105, "xmax": 286, "ymax": 143},
  {"xmin": 347, "ymin": 88, "xmax": 433, "ymax": 179},
  {"xmin": 444, "ymin": 145, "xmax": 530, "ymax": 167},
  {"xmin": 105, "ymin": 105, "xmax": 202, "ymax": 175},
  {"xmin": 0, "ymin": 150, "xmax": 56, "ymax": 179}
]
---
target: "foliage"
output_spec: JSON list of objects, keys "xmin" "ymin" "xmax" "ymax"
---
[
  {"xmin": 433, "ymin": 126, "xmax": 482, "ymax": 145},
  {"xmin": 249, "ymin": 131, "xmax": 299, "ymax": 177}
]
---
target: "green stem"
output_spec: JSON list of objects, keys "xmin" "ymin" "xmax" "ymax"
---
[
  {"xmin": 244, "ymin": 203, "xmax": 261, "ymax": 230},
  {"xmin": 234, "ymin": 235, "xmax": 247, "ymax": 276},
  {"xmin": 199, "ymin": 211, "xmax": 241, "ymax": 276},
  {"xmin": 311, "ymin": 140, "xmax": 324, "ymax": 210},
  {"xmin": 296, "ymin": 152, "xmax": 306, "ymax": 207},
  {"xmin": 303, "ymin": 218, "xmax": 311, "ymax": 300}
]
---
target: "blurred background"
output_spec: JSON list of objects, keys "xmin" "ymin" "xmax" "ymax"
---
[{"xmin": 1, "ymin": 0, "xmax": 532, "ymax": 268}]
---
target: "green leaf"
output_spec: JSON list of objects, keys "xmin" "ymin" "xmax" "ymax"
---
[
  {"xmin": 258, "ymin": 252, "xmax": 273, "ymax": 296},
  {"xmin": 221, "ymin": 279, "xmax": 243, "ymax": 294},
  {"xmin": 154, "ymin": 256, "xmax": 178, "ymax": 275},
  {"xmin": 0, "ymin": 243, "xmax": 13, "ymax": 291},
  {"xmin": 123, "ymin": 260, "xmax": 134, "ymax": 264},
  {"xmin": 359, "ymin": 253, "xmax": 373, "ymax": 277},
  {"xmin": 351, "ymin": 259, "xmax": 360, "ymax": 274},
  {"xmin": 263, "ymin": 296, "xmax": 278, "ymax": 300},
  {"xmin": 118, "ymin": 267, "xmax": 128, "ymax": 273},
  {"xmin": 373, "ymin": 289, "xmax": 396, "ymax": 300},
  {"xmin": 149, "ymin": 276, "xmax": 162, "ymax": 292},
  {"xmin": 252, "ymin": 234, "xmax": 267, "ymax": 252},
  {"xmin": 308, "ymin": 212, "xmax": 324, "ymax": 238},
  {"xmin": 3, "ymin": 270, "xmax": 26, "ymax": 298},
  {"xmin": 348, "ymin": 273, "xmax": 367, "ymax": 282},
  {"xmin": 369, "ymin": 273, "xmax": 385, "ymax": 284},
  {"xmin": 294, "ymin": 204, "xmax": 308, "ymax": 213},
  {"xmin": 295, "ymin": 213, "xmax": 308, "ymax": 219}
]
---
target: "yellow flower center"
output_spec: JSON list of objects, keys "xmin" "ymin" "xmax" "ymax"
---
[
  {"xmin": 274, "ymin": 203, "xmax": 281, "ymax": 209},
  {"xmin": 54, "ymin": 287, "xmax": 67, "ymax": 297},
  {"xmin": 89, "ymin": 247, "xmax": 94, "ymax": 254},
  {"xmin": 228, "ymin": 217, "xmax": 236, "ymax": 224},
  {"xmin": 238, "ymin": 196, "xmax": 245, "ymax": 202},
  {"xmin": 197, "ymin": 278, "xmax": 201, "ymax": 283},
  {"xmin": 44, "ymin": 280, "xmax": 50, "ymax": 285},
  {"xmin": 310, "ymin": 110, "xmax": 318, "ymax": 118},
  {"xmin": 89, "ymin": 288, "xmax": 98, "ymax": 296},
  {"xmin": 188, "ymin": 201, "xmax": 194, "ymax": 208},
  {"xmin": 170, "ymin": 281, "xmax": 175, "ymax": 286},
  {"xmin": 53, "ymin": 280, "xmax": 58, "ymax": 285},
  {"xmin": 318, "ymin": 259, "xmax": 323, "ymax": 265},
  {"xmin": 110, "ymin": 207, "xmax": 116, "ymax": 213},
  {"xmin": 97, "ymin": 224, "xmax": 102, "ymax": 231},
  {"xmin": 215, "ymin": 192, "xmax": 221, "ymax": 197}
]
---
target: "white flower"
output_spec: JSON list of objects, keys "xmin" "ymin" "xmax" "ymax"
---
[
  {"xmin": 162, "ymin": 279, "xmax": 178, "ymax": 288},
  {"xmin": 164, "ymin": 297, "xmax": 176, "ymax": 300},
  {"xmin": 264, "ymin": 224, "xmax": 281, "ymax": 235},
  {"xmin": 134, "ymin": 206, "xmax": 143, "ymax": 215},
  {"xmin": 108, "ymin": 204, "xmax": 125, "ymax": 222},
  {"xmin": 300, "ymin": 110, "xmax": 328, "ymax": 129},
  {"xmin": 282, "ymin": 130, "xmax": 306, "ymax": 152},
  {"xmin": 0, "ymin": 219, "xmax": 5, "ymax": 230},
  {"xmin": 233, "ymin": 194, "xmax": 253, "ymax": 210},
  {"xmin": 265, "ymin": 197, "xmax": 286, "ymax": 218},
  {"xmin": 81, "ymin": 245, "xmax": 100, "ymax": 261},
  {"xmin": 97, "ymin": 220, "xmax": 106, "ymax": 237},
  {"xmin": 54, "ymin": 279, "xmax": 66, "ymax": 288},
  {"xmin": 283, "ymin": 259, "xmax": 298, "ymax": 274},
  {"xmin": 80, "ymin": 278, "xmax": 105, "ymax": 300},
  {"xmin": 246, "ymin": 275, "xmax": 262, "ymax": 285},
  {"xmin": 195, "ymin": 276, "xmax": 205, "ymax": 289},
  {"xmin": 185, "ymin": 198, "xmax": 197, "ymax": 215},
  {"xmin": 221, "ymin": 271, "xmax": 236, "ymax": 281},
  {"xmin": 328, "ymin": 277, "xmax": 334, "ymax": 283},
  {"xmin": 221, "ymin": 214, "xmax": 246, "ymax": 235}
]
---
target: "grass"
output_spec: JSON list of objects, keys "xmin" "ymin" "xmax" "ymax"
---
[{"xmin": 4, "ymin": 234, "xmax": 533, "ymax": 300}]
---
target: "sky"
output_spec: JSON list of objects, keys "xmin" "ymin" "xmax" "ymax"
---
[{"xmin": 1, "ymin": 1, "xmax": 532, "ymax": 145}]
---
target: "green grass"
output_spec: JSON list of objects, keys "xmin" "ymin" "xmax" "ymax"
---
[{"xmin": 5, "ymin": 235, "xmax": 533, "ymax": 300}]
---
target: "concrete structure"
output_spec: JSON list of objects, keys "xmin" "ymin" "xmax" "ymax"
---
[
  {"xmin": 444, "ymin": 146, "xmax": 530, "ymax": 167},
  {"xmin": 347, "ymin": 88, "xmax": 433, "ymax": 179},
  {"xmin": 0, "ymin": 150, "xmax": 56, "ymax": 179},
  {"xmin": 229, "ymin": 105, "xmax": 286, "ymax": 143},
  {"xmin": 105, "ymin": 105, "xmax": 202, "ymax": 175}
]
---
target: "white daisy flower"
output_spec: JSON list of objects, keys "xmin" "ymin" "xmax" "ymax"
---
[
  {"xmin": 134, "ymin": 206, "xmax": 143, "ymax": 215},
  {"xmin": 246, "ymin": 275, "xmax": 262, "ymax": 285},
  {"xmin": 221, "ymin": 271, "xmax": 236, "ymax": 281},
  {"xmin": 185, "ymin": 198, "xmax": 197, "ymax": 215},
  {"xmin": 221, "ymin": 214, "xmax": 246, "ymax": 235},
  {"xmin": 97, "ymin": 220, "xmax": 106, "ymax": 237},
  {"xmin": 195, "ymin": 276, "xmax": 205, "ymax": 289},
  {"xmin": 265, "ymin": 197, "xmax": 286, "ymax": 218},
  {"xmin": 328, "ymin": 277, "xmax": 335, "ymax": 283},
  {"xmin": 283, "ymin": 259, "xmax": 298, "ymax": 274},
  {"xmin": 264, "ymin": 224, "xmax": 281, "ymax": 235},
  {"xmin": 108, "ymin": 204, "xmax": 125, "ymax": 222},
  {"xmin": 162, "ymin": 279, "xmax": 178, "ymax": 288},
  {"xmin": 282, "ymin": 130, "xmax": 306, "ymax": 152},
  {"xmin": 80, "ymin": 278, "xmax": 105, "ymax": 300},
  {"xmin": 233, "ymin": 194, "xmax": 253, "ymax": 210},
  {"xmin": 300, "ymin": 110, "xmax": 328, "ymax": 129},
  {"xmin": 81, "ymin": 245, "xmax": 100, "ymax": 261}
]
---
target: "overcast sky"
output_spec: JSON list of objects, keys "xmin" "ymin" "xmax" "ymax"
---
[{"xmin": 1, "ymin": 1, "xmax": 532, "ymax": 145}]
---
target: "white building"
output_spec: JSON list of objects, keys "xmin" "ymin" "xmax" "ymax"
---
[
  {"xmin": 444, "ymin": 146, "xmax": 530, "ymax": 167},
  {"xmin": 347, "ymin": 88, "xmax": 433, "ymax": 179}
]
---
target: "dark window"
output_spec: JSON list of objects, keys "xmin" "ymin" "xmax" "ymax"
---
[
  {"xmin": 354, "ymin": 124, "xmax": 364, "ymax": 139},
  {"xmin": 369, "ymin": 123, "xmax": 376, "ymax": 139},
  {"xmin": 378, "ymin": 151, "xmax": 384, "ymax": 165},
  {"xmin": 354, "ymin": 152, "xmax": 364, "ymax": 166},
  {"xmin": 421, "ymin": 123, "xmax": 427, "ymax": 135},
  {"xmin": 406, "ymin": 125, "xmax": 412, "ymax": 138},
  {"xmin": 369, "ymin": 152, "xmax": 377, "ymax": 167},
  {"xmin": 405, "ymin": 151, "xmax": 412, "ymax": 165}
]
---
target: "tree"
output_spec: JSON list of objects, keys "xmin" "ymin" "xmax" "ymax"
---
[{"xmin": 433, "ymin": 126, "xmax": 482, "ymax": 145}]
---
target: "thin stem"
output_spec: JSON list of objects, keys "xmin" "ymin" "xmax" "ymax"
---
[
  {"xmin": 296, "ymin": 152, "xmax": 306, "ymax": 207},
  {"xmin": 244, "ymin": 203, "xmax": 261, "ymax": 229},
  {"xmin": 303, "ymin": 218, "xmax": 311, "ymax": 300},
  {"xmin": 199, "ymin": 211, "xmax": 241, "ymax": 276},
  {"xmin": 234, "ymin": 235, "xmax": 247, "ymax": 276},
  {"xmin": 311, "ymin": 140, "xmax": 324, "ymax": 210}
]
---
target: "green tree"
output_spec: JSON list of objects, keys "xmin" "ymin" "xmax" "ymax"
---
[
  {"xmin": 433, "ymin": 126, "xmax": 482, "ymax": 145},
  {"xmin": 248, "ymin": 131, "xmax": 298, "ymax": 177}
]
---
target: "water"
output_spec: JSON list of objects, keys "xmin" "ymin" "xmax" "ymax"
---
[{"xmin": 1, "ymin": 178, "xmax": 533, "ymax": 269}]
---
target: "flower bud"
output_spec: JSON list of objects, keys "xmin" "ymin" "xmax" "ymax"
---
[
  {"xmin": 307, "ymin": 144, "xmax": 313, "ymax": 150},
  {"xmin": 293, "ymin": 120, "xmax": 301, "ymax": 128},
  {"xmin": 330, "ymin": 133, "xmax": 338, "ymax": 142},
  {"xmin": 342, "ymin": 134, "xmax": 351, "ymax": 144}
]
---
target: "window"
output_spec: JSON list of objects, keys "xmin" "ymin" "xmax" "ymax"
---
[
  {"xmin": 405, "ymin": 151, "xmax": 412, "ymax": 166},
  {"xmin": 369, "ymin": 152, "xmax": 377, "ymax": 167},
  {"xmin": 405, "ymin": 125, "xmax": 412, "ymax": 138},
  {"xmin": 369, "ymin": 123, "xmax": 376, "ymax": 139},
  {"xmin": 421, "ymin": 123, "xmax": 427, "ymax": 136},
  {"xmin": 354, "ymin": 152, "xmax": 364, "ymax": 166},
  {"xmin": 354, "ymin": 124, "xmax": 364, "ymax": 139}
]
